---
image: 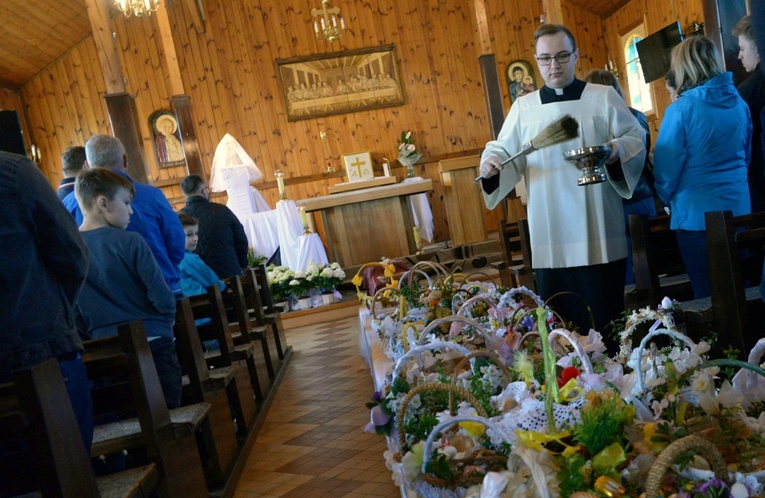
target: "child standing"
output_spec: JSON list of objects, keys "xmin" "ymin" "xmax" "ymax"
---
[
  {"xmin": 178, "ymin": 212, "xmax": 226, "ymax": 297},
  {"xmin": 74, "ymin": 168, "xmax": 181, "ymax": 408}
]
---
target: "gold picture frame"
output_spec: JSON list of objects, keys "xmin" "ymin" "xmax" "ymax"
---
[
  {"xmin": 506, "ymin": 60, "xmax": 538, "ymax": 104},
  {"xmin": 342, "ymin": 151, "xmax": 374, "ymax": 182},
  {"xmin": 276, "ymin": 44, "xmax": 404, "ymax": 122},
  {"xmin": 149, "ymin": 110, "xmax": 186, "ymax": 169}
]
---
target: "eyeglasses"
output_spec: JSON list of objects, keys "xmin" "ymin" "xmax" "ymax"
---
[{"xmin": 536, "ymin": 52, "xmax": 574, "ymax": 66}]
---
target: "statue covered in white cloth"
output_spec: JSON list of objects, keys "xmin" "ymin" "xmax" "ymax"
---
[{"xmin": 210, "ymin": 133, "xmax": 271, "ymax": 221}]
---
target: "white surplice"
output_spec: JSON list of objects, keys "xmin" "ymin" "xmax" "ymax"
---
[{"xmin": 482, "ymin": 84, "xmax": 646, "ymax": 269}]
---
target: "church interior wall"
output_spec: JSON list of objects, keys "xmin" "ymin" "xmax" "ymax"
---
[{"xmin": 9, "ymin": 0, "xmax": 702, "ymax": 243}]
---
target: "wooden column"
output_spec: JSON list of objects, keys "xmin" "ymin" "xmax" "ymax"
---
[
  {"xmin": 104, "ymin": 93, "xmax": 149, "ymax": 184},
  {"xmin": 470, "ymin": 0, "xmax": 504, "ymax": 139},
  {"xmin": 85, "ymin": 0, "xmax": 149, "ymax": 182},
  {"xmin": 84, "ymin": 0, "xmax": 125, "ymax": 94},
  {"xmin": 172, "ymin": 95, "xmax": 205, "ymax": 181},
  {"xmin": 541, "ymin": 0, "xmax": 564, "ymax": 25}
]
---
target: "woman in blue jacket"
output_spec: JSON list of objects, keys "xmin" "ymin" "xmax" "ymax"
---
[{"xmin": 654, "ymin": 35, "xmax": 752, "ymax": 299}]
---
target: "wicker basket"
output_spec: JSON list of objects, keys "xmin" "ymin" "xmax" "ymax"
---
[
  {"xmin": 644, "ymin": 436, "xmax": 728, "ymax": 498},
  {"xmin": 418, "ymin": 315, "xmax": 495, "ymax": 350},
  {"xmin": 448, "ymin": 349, "xmax": 511, "ymax": 412},
  {"xmin": 395, "ymin": 381, "xmax": 487, "ymax": 451},
  {"xmin": 420, "ymin": 415, "xmax": 511, "ymax": 489}
]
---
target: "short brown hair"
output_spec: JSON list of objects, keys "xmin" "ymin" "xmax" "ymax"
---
[
  {"xmin": 584, "ymin": 69, "xmax": 624, "ymax": 99},
  {"xmin": 75, "ymin": 168, "xmax": 135, "ymax": 211},
  {"xmin": 671, "ymin": 35, "xmax": 724, "ymax": 95},
  {"xmin": 62, "ymin": 146, "xmax": 86, "ymax": 176},
  {"xmin": 732, "ymin": 15, "xmax": 752, "ymax": 41},
  {"xmin": 178, "ymin": 212, "xmax": 198, "ymax": 227},
  {"xmin": 534, "ymin": 24, "xmax": 577, "ymax": 51}
]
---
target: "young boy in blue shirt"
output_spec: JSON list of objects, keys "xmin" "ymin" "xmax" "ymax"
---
[
  {"xmin": 74, "ymin": 168, "xmax": 181, "ymax": 408},
  {"xmin": 178, "ymin": 212, "xmax": 226, "ymax": 297}
]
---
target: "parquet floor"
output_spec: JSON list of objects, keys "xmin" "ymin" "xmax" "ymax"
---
[{"xmin": 233, "ymin": 316, "xmax": 400, "ymax": 497}]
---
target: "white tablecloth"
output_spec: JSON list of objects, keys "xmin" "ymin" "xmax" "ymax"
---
[
  {"xmin": 403, "ymin": 176, "xmax": 434, "ymax": 242},
  {"xmin": 241, "ymin": 209, "xmax": 279, "ymax": 260},
  {"xmin": 276, "ymin": 200, "xmax": 329, "ymax": 271},
  {"xmin": 297, "ymin": 233, "xmax": 329, "ymax": 269}
]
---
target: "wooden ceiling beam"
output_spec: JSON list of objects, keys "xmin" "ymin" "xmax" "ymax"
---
[{"xmin": 83, "ymin": 0, "xmax": 125, "ymax": 94}]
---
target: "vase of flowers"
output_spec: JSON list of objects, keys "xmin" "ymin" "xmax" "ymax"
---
[{"xmin": 398, "ymin": 130, "xmax": 421, "ymax": 178}]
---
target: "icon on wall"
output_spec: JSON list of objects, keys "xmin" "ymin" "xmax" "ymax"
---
[
  {"xmin": 149, "ymin": 110, "xmax": 186, "ymax": 168},
  {"xmin": 505, "ymin": 60, "xmax": 538, "ymax": 104}
]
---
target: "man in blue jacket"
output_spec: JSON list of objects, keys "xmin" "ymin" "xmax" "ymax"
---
[{"xmin": 63, "ymin": 135, "xmax": 185, "ymax": 296}]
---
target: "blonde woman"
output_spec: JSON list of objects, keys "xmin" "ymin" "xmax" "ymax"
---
[{"xmin": 653, "ymin": 35, "xmax": 752, "ymax": 298}]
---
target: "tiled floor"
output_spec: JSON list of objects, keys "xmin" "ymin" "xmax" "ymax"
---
[{"xmin": 234, "ymin": 316, "xmax": 400, "ymax": 497}]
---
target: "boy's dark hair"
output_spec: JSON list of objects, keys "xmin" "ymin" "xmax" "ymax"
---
[
  {"xmin": 180, "ymin": 174, "xmax": 205, "ymax": 195},
  {"xmin": 533, "ymin": 23, "xmax": 577, "ymax": 51},
  {"xmin": 178, "ymin": 212, "xmax": 198, "ymax": 227},
  {"xmin": 75, "ymin": 168, "xmax": 135, "ymax": 211},
  {"xmin": 62, "ymin": 146, "xmax": 86, "ymax": 176}
]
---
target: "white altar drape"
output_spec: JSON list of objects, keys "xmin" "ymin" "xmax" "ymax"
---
[
  {"xmin": 402, "ymin": 176, "xmax": 434, "ymax": 242},
  {"xmin": 276, "ymin": 200, "xmax": 328, "ymax": 271}
]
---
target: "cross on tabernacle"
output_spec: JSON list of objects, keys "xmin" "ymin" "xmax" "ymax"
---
[{"xmin": 350, "ymin": 157, "xmax": 367, "ymax": 177}]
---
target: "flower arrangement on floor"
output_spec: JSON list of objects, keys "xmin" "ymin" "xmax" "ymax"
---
[
  {"xmin": 266, "ymin": 262, "xmax": 345, "ymax": 306},
  {"xmin": 398, "ymin": 130, "xmax": 421, "ymax": 177},
  {"xmin": 246, "ymin": 246, "xmax": 267, "ymax": 268},
  {"xmin": 357, "ymin": 263, "xmax": 765, "ymax": 497}
]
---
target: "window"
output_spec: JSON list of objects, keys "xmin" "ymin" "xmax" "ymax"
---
[{"xmin": 622, "ymin": 25, "xmax": 654, "ymax": 114}]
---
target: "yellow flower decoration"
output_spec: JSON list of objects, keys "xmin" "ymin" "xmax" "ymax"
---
[
  {"xmin": 383, "ymin": 264, "xmax": 397, "ymax": 278},
  {"xmin": 642, "ymin": 422, "xmax": 669, "ymax": 454},
  {"xmin": 515, "ymin": 429, "xmax": 580, "ymax": 457},
  {"xmin": 459, "ymin": 421, "xmax": 486, "ymax": 437},
  {"xmin": 352, "ymin": 274, "xmax": 364, "ymax": 287}
]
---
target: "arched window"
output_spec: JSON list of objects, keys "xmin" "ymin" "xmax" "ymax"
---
[{"xmin": 623, "ymin": 29, "xmax": 654, "ymax": 114}]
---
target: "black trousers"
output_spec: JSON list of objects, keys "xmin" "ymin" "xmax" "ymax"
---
[{"xmin": 535, "ymin": 258, "xmax": 627, "ymax": 353}]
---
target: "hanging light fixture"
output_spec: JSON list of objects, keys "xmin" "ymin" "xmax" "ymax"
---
[
  {"xmin": 114, "ymin": 0, "xmax": 160, "ymax": 17},
  {"xmin": 311, "ymin": 0, "xmax": 345, "ymax": 43}
]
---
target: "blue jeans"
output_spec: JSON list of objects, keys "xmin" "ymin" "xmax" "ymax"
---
[
  {"xmin": 623, "ymin": 197, "xmax": 657, "ymax": 285},
  {"xmin": 676, "ymin": 229, "xmax": 711, "ymax": 299}
]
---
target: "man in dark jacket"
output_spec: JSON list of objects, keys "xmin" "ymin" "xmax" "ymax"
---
[
  {"xmin": 180, "ymin": 174, "xmax": 249, "ymax": 279},
  {"xmin": 0, "ymin": 152, "xmax": 92, "ymax": 467}
]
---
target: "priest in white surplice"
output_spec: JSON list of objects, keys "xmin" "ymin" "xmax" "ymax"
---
[{"xmin": 480, "ymin": 24, "xmax": 646, "ymax": 343}]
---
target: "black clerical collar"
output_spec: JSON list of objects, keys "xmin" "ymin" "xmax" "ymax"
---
[{"xmin": 540, "ymin": 79, "xmax": 587, "ymax": 104}]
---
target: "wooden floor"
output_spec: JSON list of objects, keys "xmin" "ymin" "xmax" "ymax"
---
[{"xmin": 233, "ymin": 315, "xmax": 400, "ymax": 497}]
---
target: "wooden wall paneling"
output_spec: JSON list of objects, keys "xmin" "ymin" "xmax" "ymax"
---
[
  {"xmin": 81, "ymin": 40, "xmax": 111, "ymax": 134},
  {"xmin": 61, "ymin": 50, "xmax": 90, "ymax": 146},
  {"xmin": 28, "ymin": 76, "xmax": 62, "ymax": 184},
  {"xmin": 562, "ymin": 0, "xmax": 607, "ymax": 77},
  {"xmin": 53, "ymin": 62, "xmax": 84, "ymax": 147}
]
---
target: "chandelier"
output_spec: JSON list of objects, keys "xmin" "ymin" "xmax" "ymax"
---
[
  {"xmin": 114, "ymin": 0, "xmax": 160, "ymax": 17},
  {"xmin": 311, "ymin": 0, "xmax": 345, "ymax": 43}
]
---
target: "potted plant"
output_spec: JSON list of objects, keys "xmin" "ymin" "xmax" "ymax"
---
[{"xmin": 317, "ymin": 262, "xmax": 346, "ymax": 305}]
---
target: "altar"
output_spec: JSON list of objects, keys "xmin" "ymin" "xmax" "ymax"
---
[{"xmin": 301, "ymin": 179, "xmax": 433, "ymax": 267}]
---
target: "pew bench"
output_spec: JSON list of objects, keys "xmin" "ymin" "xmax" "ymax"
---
[
  {"xmin": 493, "ymin": 218, "xmax": 534, "ymax": 290},
  {"xmin": 83, "ymin": 322, "xmax": 209, "ymax": 498},
  {"xmin": 0, "ymin": 358, "xmax": 159, "ymax": 498}
]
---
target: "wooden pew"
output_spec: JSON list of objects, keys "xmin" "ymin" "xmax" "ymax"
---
[
  {"xmin": 189, "ymin": 285, "xmax": 260, "ymax": 426},
  {"xmin": 627, "ymin": 214, "xmax": 694, "ymax": 309},
  {"xmin": 690, "ymin": 210, "xmax": 765, "ymax": 355},
  {"xmin": 243, "ymin": 265, "xmax": 290, "ymax": 371},
  {"xmin": 225, "ymin": 275, "xmax": 275, "ymax": 389},
  {"xmin": 0, "ymin": 358, "xmax": 159, "ymax": 498},
  {"xmin": 84, "ymin": 322, "xmax": 209, "ymax": 498},
  {"xmin": 174, "ymin": 297, "xmax": 239, "ymax": 487},
  {"xmin": 493, "ymin": 218, "xmax": 534, "ymax": 290}
]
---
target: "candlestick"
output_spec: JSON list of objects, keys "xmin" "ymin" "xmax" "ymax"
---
[
  {"xmin": 275, "ymin": 170, "xmax": 286, "ymax": 200},
  {"xmin": 299, "ymin": 205, "xmax": 310, "ymax": 234},
  {"xmin": 413, "ymin": 226, "xmax": 423, "ymax": 254}
]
